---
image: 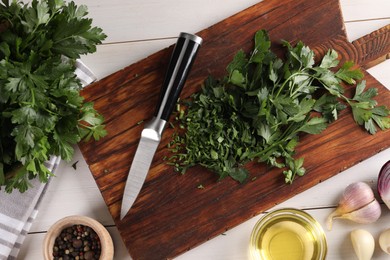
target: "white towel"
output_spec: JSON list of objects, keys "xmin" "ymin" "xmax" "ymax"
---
[{"xmin": 0, "ymin": 60, "xmax": 96, "ymax": 260}]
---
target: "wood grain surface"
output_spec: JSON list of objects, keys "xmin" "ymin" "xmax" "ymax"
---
[{"xmin": 78, "ymin": 0, "xmax": 390, "ymax": 259}]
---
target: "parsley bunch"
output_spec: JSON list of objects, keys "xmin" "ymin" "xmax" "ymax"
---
[
  {"xmin": 0, "ymin": 0, "xmax": 107, "ymax": 192},
  {"xmin": 169, "ymin": 30, "xmax": 390, "ymax": 184}
]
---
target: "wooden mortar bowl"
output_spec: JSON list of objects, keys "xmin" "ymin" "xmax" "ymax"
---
[{"xmin": 43, "ymin": 215, "xmax": 114, "ymax": 260}]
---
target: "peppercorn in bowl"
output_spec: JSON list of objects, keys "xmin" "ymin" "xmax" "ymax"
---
[{"xmin": 43, "ymin": 215, "xmax": 114, "ymax": 260}]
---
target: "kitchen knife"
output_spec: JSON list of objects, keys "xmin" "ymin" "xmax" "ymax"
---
[{"xmin": 120, "ymin": 32, "xmax": 202, "ymax": 220}]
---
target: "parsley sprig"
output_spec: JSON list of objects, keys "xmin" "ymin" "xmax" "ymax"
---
[
  {"xmin": 168, "ymin": 30, "xmax": 390, "ymax": 184},
  {"xmin": 0, "ymin": 0, "xmax": 107, "ymax": 192}
]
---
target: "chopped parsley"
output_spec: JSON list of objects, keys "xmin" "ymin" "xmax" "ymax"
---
[{"xmin": 168, "ymin": 30, "xmax": 390, "ymax": 184}]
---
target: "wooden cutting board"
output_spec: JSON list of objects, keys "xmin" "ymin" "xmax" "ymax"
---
[{"xmin": 78, "ymin": 0, "xmax": 390, "ymax": 259}]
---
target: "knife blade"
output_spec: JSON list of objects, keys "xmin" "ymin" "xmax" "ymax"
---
[{"xmin": 121, "ymin": 32, "xmax": 202, "ymax": 219}]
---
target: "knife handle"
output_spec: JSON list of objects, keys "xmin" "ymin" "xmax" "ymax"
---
[{"xmin": 155, "ymin": 32, "xmax": 203, "ymax": 122}]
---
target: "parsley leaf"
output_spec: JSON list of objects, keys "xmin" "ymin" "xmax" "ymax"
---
[
  {"xmin": 335, "ymin": 61, "xmax": 364, "ymax": 84},
  {"xmin": 346, "ymin": 80, "xmax": 390, "ymax": 134},
  {"xmin": 320, "ymin": 49, "xmax": 339, "ymax": 69}
]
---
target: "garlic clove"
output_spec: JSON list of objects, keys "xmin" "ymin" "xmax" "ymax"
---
[
  {"xmin": 326, "ymin": 182, "xmax": 381, "ymax": 230},
  {"xmin": 327, "ymin": 200, "xmax": 381, "ymax": 230},
  {"xmin": 379, "ymin": 228, "xmax": 390, "ymax": 255},
  {"xmin": 338, "ymin": 182, "xmax": 375, "ymax": 213},
  {"xmin": 350, "ymin": 229, "xmax": 375, "ymax": 260},
  {"xmin": 339, "ymin": 200, "xmax": 381, "ymax": 224},
  {"xmin": 378, "ymin": 160, "xmax": 390, "ymax": 210},
  {"xmin": 326, "ymin": 207, "xmax": 343, "ymax": 230}
]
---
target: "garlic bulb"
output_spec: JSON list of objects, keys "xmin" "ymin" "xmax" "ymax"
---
[
  {"xmin": 378, "ymin": 160, "xmax": 390, "ymax": 210},
  {"xmin": 379, "ymin": 228, "xmax": 390, "ymax": 255},
  {"xmin": 350, "ymin": 229, "xmax": 375, "ymax": 260},
  {"xmin": 326, "ymin": 182, "xmax": 381, "ymax": 230}
]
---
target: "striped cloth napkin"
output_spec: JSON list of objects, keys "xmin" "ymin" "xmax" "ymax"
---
[{"xmin": 0, "ymin": 60, "xmax": 96, "ymax": 260}]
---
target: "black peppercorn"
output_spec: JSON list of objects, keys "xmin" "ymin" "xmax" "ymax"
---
[{"xmin": 53, "ymin": 224, "xmax": 101, "ymax": 260}]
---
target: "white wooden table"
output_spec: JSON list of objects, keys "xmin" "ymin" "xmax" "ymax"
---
[{"xmin": 18, "ymin": 0, "xmax": 390, "ymax": 259}]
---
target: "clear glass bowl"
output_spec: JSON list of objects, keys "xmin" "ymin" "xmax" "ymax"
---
[{"xmin": 250, "ymin": 208, "xmax": 327, "ymax": 260}]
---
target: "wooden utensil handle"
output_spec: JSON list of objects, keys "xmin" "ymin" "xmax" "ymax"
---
[
  {"xmin": 352, "ymin": 24, "xmax": 390, "ymax": 69},
  {"xmin": 155, "ymin": 32, "xmax": 202, "ymax": 121}
]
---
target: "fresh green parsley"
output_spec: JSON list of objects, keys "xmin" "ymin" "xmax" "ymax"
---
[
  {"xmin": 168, "ymin": 30, "xmax": 390, "ymax": 184},
  {"xmin": 0, "ymin": 0, "xmax": 107, "ymax": 192}
]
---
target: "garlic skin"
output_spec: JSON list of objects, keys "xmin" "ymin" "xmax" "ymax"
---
[
  {"xmin": 378, "ymin": 160, "xmax": 390, "ymax": 210},
  {"xmin": 326, "ymin": 182, "xmax": 381, "ymax": 230},
  {"xmin": 379, "ymin": 228, "xmax": 390, "ymax": 255},
  {"xmin": 338, "ymin": 182, "xmax": 375, "ymax": 213},
  {"xmin": 350, "ymin": 229, "xmax": 375, "ymax": 260}
]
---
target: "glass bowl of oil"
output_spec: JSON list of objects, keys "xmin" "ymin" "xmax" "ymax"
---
[{"xmin": 250, "ymin": 208, "xmax": 327, "ymax": 260}]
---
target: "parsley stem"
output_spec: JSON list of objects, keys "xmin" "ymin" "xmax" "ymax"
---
[
  {"xmin": 290, "ymin": 76, "xmax": 314, "ymax": 99},
  {"xmin": 275, "ymin": 71, "xmax": 310, "ymax": 98},
  {"xmin": 29, "ymin": 83, "xmax": 36, "ymax": 106},
  {"xmin": 53, "ymin": 36, "xmax": 75, "ymax": 45}
]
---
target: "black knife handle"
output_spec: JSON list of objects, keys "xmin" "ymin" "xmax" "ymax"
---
[{"xmin": 155, "ymin": 32, "xmax": 202, "ymax": 121}]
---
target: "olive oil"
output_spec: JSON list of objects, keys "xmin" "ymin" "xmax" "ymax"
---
[{"xmin": 250, "ymin": 209, "xmax": 327, "ymax": 260}]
